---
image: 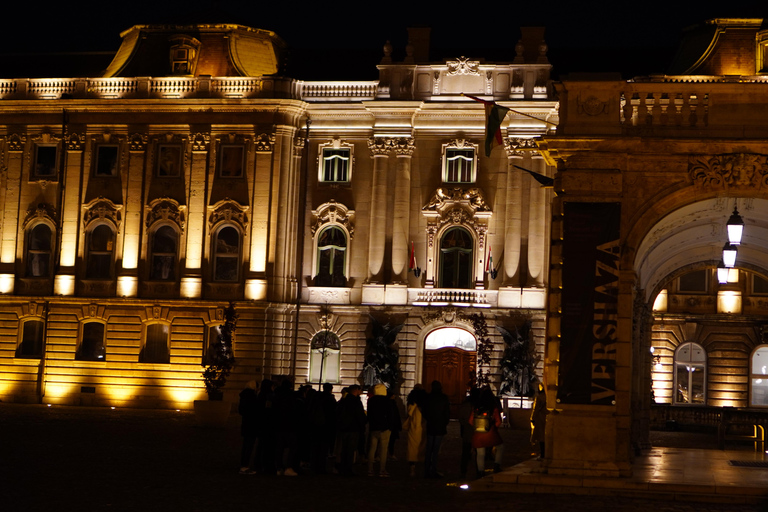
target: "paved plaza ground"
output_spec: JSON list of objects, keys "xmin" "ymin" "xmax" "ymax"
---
[{"xmin": 2, "ymin": 402, "xmax": 767, "ymax": 512}]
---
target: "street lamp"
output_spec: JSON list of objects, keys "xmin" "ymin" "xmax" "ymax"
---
[
  {"xmin": 722, "ymin": 242, "xmax": 738, "ymax": 268},
  {"xmin": 717, "ymin": 260, "xmax": 729, "ymax": 284},
  {"xmin": 727, "ymin": 205, "xmax": 744, "ymax": 245}
]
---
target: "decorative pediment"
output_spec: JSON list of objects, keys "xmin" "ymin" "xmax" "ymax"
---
[
  {"xmin": 422, "ymin": 187, "xmax": 490, "ymax": 213},
  {"xmin": 22, "ymin": 203, "xmax": 56, "ymax": 230},
  {"xmin": 145, "ymin": 197, "xmax": 186, "ymax": 230},
  {"xmin": 689, "ymin": 153, "xmax": 768, "ymax": 189},
  {"xmin": 207, "ymin": 199, "xmax": 248, "ymax": 230},
  {"xmin": 82, "ymin": 197, "xmax": 122, "ymax": 231},
  {"xmin": 311, "ymin": 200, "xmax": 355, "ymax": 238}
]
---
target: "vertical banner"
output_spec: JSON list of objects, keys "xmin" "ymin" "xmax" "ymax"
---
[{"xmin": 557, "ymin": 202, "xmax": 621, "ymax": 405}]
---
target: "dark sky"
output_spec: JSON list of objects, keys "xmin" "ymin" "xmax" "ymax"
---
[{"xmin": 2, "ymin": 1, "xmax": 767, "ymax": 79}]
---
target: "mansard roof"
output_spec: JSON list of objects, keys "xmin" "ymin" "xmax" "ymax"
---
[
  {"xmin": 667, "ymin": 18, "xmax": 767, "ymax": 75},
  {"xmin": 103, "ymin": 24, "xmax": 287, "ymax": 78}
]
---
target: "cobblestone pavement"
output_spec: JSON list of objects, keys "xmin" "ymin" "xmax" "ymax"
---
[{"xmin": 2, "ymin": 403, "xmax": 766, "ymax": 512}]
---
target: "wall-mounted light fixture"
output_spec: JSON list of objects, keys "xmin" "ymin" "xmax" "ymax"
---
[{"xmin": 727, "ymin": 205, "xmax": 744, "ymax": 245}]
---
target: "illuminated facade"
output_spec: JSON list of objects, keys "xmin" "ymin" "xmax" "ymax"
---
[
  {"xmin": 539, "ymin": 18, "xmax": 768, "ymax": 476},
  {"xmin": 0, "ymin": 24, "xmax": 556, "ymax": 409}
]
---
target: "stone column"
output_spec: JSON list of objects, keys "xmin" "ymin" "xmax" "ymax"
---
[
  {"xmin": 54, "ymin": 133, "xmax": 84, "ymax": 296},
  {"xmin": 0, "ymin": 134, "xmax": 24, "ymax": 293},
  {"xmin": 271, "ymin": 125, "xmax": 300, "ymax": 303},
  {"xmin": 117, "ymin": 133, "xmax": 147, "ymax": 297},
  {"xmin": 362, "ymin": 138, "xmax": 390, "ymax": 304},
  {"xmin": 503, "ymin": 144, "xmax": 523, "ymax": 286},
  {"xmin": 181, "ymin": 132, "xmax": 209, "ymax": 299},
  {"xmin": 390, "ymin": 137, "xmax": 414, "ymax": 282},
  {"xmin": 245, "ymin": 132, "xmax": 274, "ymax": 301},
  {"xmin": 527, "ymin": 154, "xmax": 548, "ymax": 287}
]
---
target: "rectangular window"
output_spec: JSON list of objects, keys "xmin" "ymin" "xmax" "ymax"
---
[
  {"xmin": 219, "ymin": 145, "xmax": 244, "ymax": 178},
  {"xmin": 77, "ymin": 322, "xmax": 106, "ymax": 361},
  {"xmin": 156, "ymin": 145, "xmax": 182, "ymax": 177},
  {"xmin": 753, "ymin": 274, "xmax": 768, "ymax": 295},
  {"xmin": 443, "ymin": 148, "xmax": 476, "ymax": 183},
  {"xmin": 17, "ymin": 320, "xmax": 44, "ymax": 358},
  {"xmin": 203, "ymin": 325, "xmax": 222, "ymax": 366},
  {"xmin": 95, "ymin": 145, "xmax": 119, "ymax": 176},
  {"xmin": 678, "ymin": 270, "xmax": 707, "ymax": 293},
  {"xmin": 33, "ymin": 145, "xmax": 58, "ymax": 179},
  {"xmin": 320, "ymin": 148, "xmax": 351, "ymax": 182}
]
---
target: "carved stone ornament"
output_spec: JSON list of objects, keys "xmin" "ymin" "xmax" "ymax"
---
[
  {"xmin": 82, "ymin": 197, "xmax": 122, "ymax": 232},
  {"xmin": 191, "ymin": 132, "xmax": 210, "ymax": 151},
  {"xmin": 255, "ymin": 132, "xmax": 275, "ymax": 153},
  {"xmin": 578, "ymin": 95, "xmax": 608, "ymax": 116},
  {"xmin": 7, "ymin": 133, "xmax": 26, "ymax": 152},
  {"xmin": 145, "ymin": 197, "xmax": 187, "ymax": 230},
  {"xmin": 446, "ymin": 56, "xmax": 480, "ymax": 76},
  {"xmin": 66, "ymin": 133, "xmax": 84, "ymax": 151},
  {"xmin": 311, "ymin": 200, "xmax": 355, "ymax": 238},
  {"xmin": 22, "ymin": 203, "xmax": 56, "ymax": 230},
  {"xmin": 392, "ymin": 137, "xmax": 415, "ymax": 156},
  {"xmin": 368, "ymin": 137, "xmax": 391, "ymax": 156},
  {"xmin": 688, "ymin": 153, "xmax": 768, "ymax": 189},
  {"xmin": 422, "ymin": 187, "xmax": 490, "ymax": 212},
  {"xmin": 86, "ymin": 304, "xmax": 99, "ymax": 318},
  {"xmin": 208, "ymin": 198, "xmax": 249, "ymax": 231},
  {"xmin": 129, "ymin": 133, "xmax": 148, "ymax": 151}
]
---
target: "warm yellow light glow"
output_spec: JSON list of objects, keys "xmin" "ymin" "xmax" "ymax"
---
[
  {"xmin": 245, "ymin": 279, "xmax": 267, "ymax": 300},
  {"xmin": 122, "ymin": 235, "xmax": 139, "ymax": 269},
  {"xmin": 180, "ymin": 277, "xmax": 202, "ymax": 298},
  {"xmin": 59, "ymin": 237, "xmax": 77, "ymax": 267},
  {"xmin": 117, "ymin": 276, "xmax": 138, "ymax": 297},
  {"xmin": 0, "ymin": 273, "xmax": 14, "ymax": 294},
  {"xmin": 44, "ymin": 383, "xmax": 78, "ymax": 399},
  {"xmin": 250, "ymin": 238, "xmax": 266, "ymax": 273},
  {"xmin": 717, "ymin": 290, "xmax": 741, "ymax": 314},
  {"xmin": 106, "ymin": 386, "xmax": 135, "ymax": 402},
  {"xmin": 652, "ymin": 290, "xmax": 667, "ymax": 312},
  {"xmin": 166, "ymin": 387, "xmax": 205, "ymax": 405},
  {"xmin": 54, "ymin": 275, "xmax": 75, "ymax": 296}
]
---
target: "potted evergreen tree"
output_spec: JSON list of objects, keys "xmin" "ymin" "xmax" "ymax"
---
[
  {"xmin": 496, "ymin": 321, "xmax": 539, "ymax": 428},
  {"xmin": 361, "ymin": 315, "xmax": 403, "ymax": 390},
  {"xmin": 194, "ymin": 302, "xmax": 237, "ymax": 427}
]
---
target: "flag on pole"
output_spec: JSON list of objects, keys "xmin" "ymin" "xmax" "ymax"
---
[
  {"xmin": 409, "ymin": 241, "xmax": 416, "ymax": 271},
  {"xmin": 485, "ymin": 246, "xmax": 493, "ymax": 273},
  {"xmin": 463, "ymin": 94, "xmax": 510, "ymax": 157}
]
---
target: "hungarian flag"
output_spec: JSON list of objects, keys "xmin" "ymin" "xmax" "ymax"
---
[
  {"xmin": 485, "ymin": 246, "xmax": 493, "ymax": 273},
  {"xmin": 409, "ymin": 241, "xmax": 416, "ymax": 271},
  {"xmin": 464, "ymin": 94, "xmax": 510, "ymax": 156}
]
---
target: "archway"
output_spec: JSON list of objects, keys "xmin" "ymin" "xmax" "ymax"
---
[{"xmin": 422, "ymin": 327, "xmax": 476, "ymax": 417}]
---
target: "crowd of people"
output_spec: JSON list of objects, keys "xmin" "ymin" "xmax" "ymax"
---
[{"xmin": 237, "ymin": 378, "xmax": 547, "ymax": 479}]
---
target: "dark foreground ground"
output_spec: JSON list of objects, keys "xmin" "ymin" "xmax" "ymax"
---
[{"xmin": 2, "ymin": 403, "xmax": 766, "ymax": 512}]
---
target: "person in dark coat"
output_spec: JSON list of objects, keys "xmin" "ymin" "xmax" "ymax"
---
[
  {"xmin": 458, "ymin": 387, "xmax": 479, "ymax": 478},
  {"xmin": 423, "ymin": 380, "xmax": 450, "ymax": 478},
  {"xmin": 386, "ymin": 390, "xmax": 402, "ymax": 461},
  {"xmin": 273, "ymin": 379, "xmax": 299, "ymax": 476},
  {"xmin": 366, "ymin": 383, "xmax": 392, "ymax": 476},
  {"xmin": 238, "ymin": 380, "xmax": 259, "ymax": 474},
  {"xmin": 469, "ymin": 386, "xmax": 504, "ymax": 476},
  {"xmin": 336, "ymin": 384, "xmax": 367, "ymax": 475}
]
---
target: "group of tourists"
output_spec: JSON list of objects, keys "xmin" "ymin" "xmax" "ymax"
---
[{"xmin": 238, "ymin": 378, "xmax": 548, "ymax": 479}]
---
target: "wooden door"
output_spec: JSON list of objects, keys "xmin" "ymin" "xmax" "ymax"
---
[{"xmin": 423, "ymin": 347, "xmax": 476, "ymax": 418}]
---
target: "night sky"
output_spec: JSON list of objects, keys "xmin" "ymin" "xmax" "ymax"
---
[{"xmin": 2, "ymin": 1, "xmax": 768, "ymax": 79}]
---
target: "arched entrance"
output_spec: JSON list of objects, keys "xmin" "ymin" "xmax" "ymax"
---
[{"xmin": 422, "ymin": 327, "xmax": 476, "ymax": 417}]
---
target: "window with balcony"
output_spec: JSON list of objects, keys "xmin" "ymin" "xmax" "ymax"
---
[
  {"xmin": 86, "ymin": 225, "xmax": 115, "ymax": 279},
  {"xmin": 674, "ymin": 342, "xmax": 706, "ymax": 405},
  {"xmin": 149, "ymin": 226, "xmax": 178, "ymax": 281},
  {"xmin": 77, "ymin": 321, "xmax": 106, "ymax": 361},
  {"xmin": 213, "ymin": 226, "xmax": 240, "ymax": 282},
  {"xmin": 439, "ymin": 227, "xmax": 473, "ymax": 289},
  {"xmin": 315, "ymin": 226, "xmax": 347, "ymax": 287},
  {"xmin": 26, "ymin": 224, "xmax": 52, "ymax": 278}
]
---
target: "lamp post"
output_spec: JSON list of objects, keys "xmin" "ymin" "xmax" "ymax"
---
[{"xmin": 727, "ymin": 205, "xmax": 744, "ymax": 245}]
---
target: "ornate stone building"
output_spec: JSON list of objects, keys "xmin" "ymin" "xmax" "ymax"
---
[
  {"xmin": 539, "ymin": 18, "xmax": 768, "ymax": 476},
  {"xmin": 0, "ymin": 24, "xmax": 556, "ymax": 411}
]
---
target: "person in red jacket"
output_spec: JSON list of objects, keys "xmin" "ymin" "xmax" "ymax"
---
[{"xmin": 469, "ymin": 386, "xmax": 504, "ymax": 477}]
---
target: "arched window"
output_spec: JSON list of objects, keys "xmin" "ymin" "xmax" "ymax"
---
[
  {"xmin": 310, "ymin": 331, "xmax": 340, "ymax": 383},
  {"xmin": 750, "ymin": 345, "xmax": 768, "ymax": 407},
  {"xmin": 86, "ymin": 224, "xmax": 115, "ymax": 279},
  {"xmin": 141, "ymin": 323, "xmax": 170, "ymax": 364},
  {"xmin": 315, "ymin": 226, "xmax": 347, "ymax": 287},
  {"xmin": 77, "ymin": 321, "xmax": 106, "ymax": 361},
  {"xmin": 17, "ymin": 319, "xmax": 44, "ymax": 358},
  {"xmin": 213, "ymin": 226, "xmax": 240, "ymax": 282},
  {"xmin": 674, "ymin": 342, "xmax": 706, "ymax": 404},
  {"xmin": 26, "ymin": 224, "xmax": 52, "ymax": 278},
  {"xmin": 150, "ymin": 226, "xmax": 178, "ymax": 281},
  {"xmin": 439, "ymin": 227, "xmax": 473, "ymax": 289}
]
